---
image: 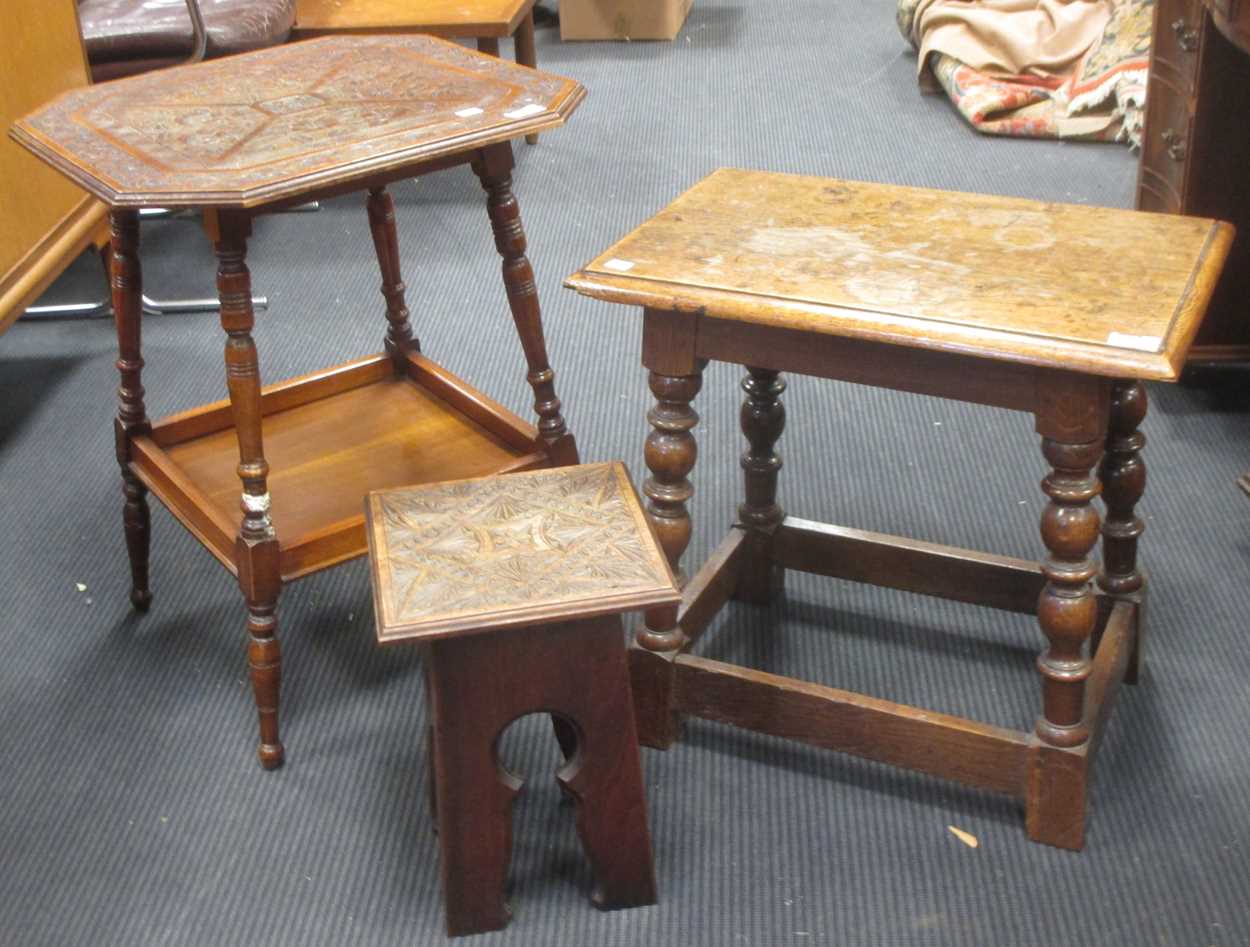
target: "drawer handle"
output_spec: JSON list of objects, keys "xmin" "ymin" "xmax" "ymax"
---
[
  {"xmin": 1161, "ymin": 127, "xmax": 1187, "ymax": 161},
  {"xmin": 1172, "ymin": 18, "xmax": 1199, "ymax": 51}
]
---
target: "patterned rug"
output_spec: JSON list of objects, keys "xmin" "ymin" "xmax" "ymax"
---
[{"xmin": 898, "ymin": 0, "xmax": 1152, "ymax": 145}]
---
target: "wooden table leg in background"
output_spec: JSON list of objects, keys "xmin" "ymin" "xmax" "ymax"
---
[
  {"xmin": 365, "ymin": 185, "xmax": 420, "ymax": 366},
  {"xmin": 733, "ymin": 366, "xmax": 787, "ymax": 605},
  {"xmin": 109, "ymin": 209, "xmax": 154, "ymax": 612},
  {"xmin": 473, "ymin": 143, "xmax": 577, "ymax": 465},
  {"xmin": 1098, "ymin": 379, "xmax": 1149, "ymax": 683},
  {"xmin": 206, "ymin": 208, "xmax": 284, "ymax": 770}
]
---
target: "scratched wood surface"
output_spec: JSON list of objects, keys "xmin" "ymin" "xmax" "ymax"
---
[
  {"xmin": 11, "ymin": 34, "xmax": 583, "ymax": 209},
  {"xmin": 294, "ymin": 0, "xmax": 535, "ymax": 37},
  {"xmin": 366, "ymin": 462, "xmax": 680, "ymax": 641},
  {"xmin": 565, "ymin": 168, "xmax": 1234, "ymax": 380}
]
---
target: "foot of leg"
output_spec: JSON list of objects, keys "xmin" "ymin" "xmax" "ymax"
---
[{"xmin": 122, "ymin": 469, "xmax": 152, "ymax": 611}]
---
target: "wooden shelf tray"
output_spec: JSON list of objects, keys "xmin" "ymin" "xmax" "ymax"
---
[{"xmin": 129, "ymin": 352, "xmax": 547, "ymax": 581}]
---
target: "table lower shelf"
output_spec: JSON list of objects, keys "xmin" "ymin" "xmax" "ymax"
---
[{"xmin": 129, "ymin": 350, "xmax": 548, "ymax": 582}]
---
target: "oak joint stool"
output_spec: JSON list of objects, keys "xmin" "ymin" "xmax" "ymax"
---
[
  {"xmin": 566, "ymin": 168, "xmax": 1234, "ymax": 851},
  {"xmin": 366, "ymin": 462, "xmax": 678, "ymax": 936},
  {"xmin": 12, "ymin": 35, "xmax": 585, "ymax": 769}
]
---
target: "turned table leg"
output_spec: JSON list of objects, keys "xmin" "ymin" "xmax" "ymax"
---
[
  {"xmin": 639, "ymin": 366, "xmax": 704, "ymax": 651},
  {"xmin": 1026, "ymin": 373, "xmax": 1108, "ymax": 849},
  {"xmin": 365, "ymin": 185, "xmax": 419, "ymax": 366},
  {"xmin": 208, "ymin": 209, "xmax": 284, "ymax": 770},
  {"xmin": 473, "ymin": 144, "xmax": 577, "ymax": 465},
  {"xmin": 1097, "ymin": 379, "xmax": 1147, "ymax": 683},
  {"xmin": 734, "ymin": 366, "xmax": 786, "ymax": 604},
  {"xmin": 108, "ymin": 210, "xmax": 153, "ymax": 611}
]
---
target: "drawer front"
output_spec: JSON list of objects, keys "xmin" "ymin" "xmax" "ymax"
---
[
  {"xmin": 1153, "ymin": 0, "xmax": 1204, "ymax": 90},
  {"xmin": 1136, "ymin": 71, "xmax": 1192, "ymax": 211}
]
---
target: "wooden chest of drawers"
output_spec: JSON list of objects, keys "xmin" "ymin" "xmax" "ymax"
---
[{"xmin": 1136, "ymin": 0, "xmax": 1250, "ymax": 361}]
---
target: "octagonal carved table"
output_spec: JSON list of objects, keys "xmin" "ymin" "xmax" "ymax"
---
[{"xmin": 11, "ymin": 34, "xmax": 584, "ymax": 768}]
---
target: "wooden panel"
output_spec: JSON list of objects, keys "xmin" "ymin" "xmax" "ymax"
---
[
  {"xmin": 13, "ymin": 35, "xmax": 584, "ymax": 208},
  {"xmin": 1180, "ymin": 15, "xmax": 1250, "ymax": 353},
  {"xmin": 677, "ymin": 528, "xmax": 747, "ymax": 646},
  {"xmin": 162, "ymin": 375, "xmax": 528, "ymax": 548},
  {"xmin": 294, "ymin": 0, "xmax": 535, "ymax": 37},
  {"xmin": 1085, "ymin": 601, "xmax": 1136, "ymax": 762},
  {"xmin": 130, "ymin": 435, "xmax": 239, "ymax": 574},
  {"xmin": 151, "ymin": 354, "xmax": 393, "ymax": 446},
  {"xmin": 402, "ymin": 350, "xmax": 538, "ymax": 451},
  {"xmin": 673, "ymin": 654, "xmax": 1031, "ymax": 797},
  {"xmin": 694, "ymin": 316, "xmax": 1043, "ymax": 410},
  {"xmin": 568, "ymin": 168, "xmax": 1234, "ymax": 381},
  {"xmin": 774, "ymin": 518, "xmax": 1046, "ymax": 615},
  {"xmin": 0, "ymin": 0, "xmax": 105, "ymax": 332}
]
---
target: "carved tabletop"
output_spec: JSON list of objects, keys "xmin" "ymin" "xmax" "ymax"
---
[
  {"xmin": 366, "ymin": 463, "xmax": 680, "ymax": 642},
  {"xmin": 566, "ymin": 168, "xmax": 1234, "ymax": 381},
  {"xmin": 10, "ymin": 34, "xmax": 584, "ymax": 209}
]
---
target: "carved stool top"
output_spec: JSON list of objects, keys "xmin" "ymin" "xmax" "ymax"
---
[
  {"xmin": 365, "ymin": 463, "xmax": 680, "ymax": 642},
  {"xmin": 10, "ymin": 34, "xmax": 583, "ymax": 209},
  {"xmin": 565, "ymin": 168, "xmax": 1234, "ymax": 381}
]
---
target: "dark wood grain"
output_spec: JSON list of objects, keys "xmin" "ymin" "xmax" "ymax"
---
[
  {"xmin": 774, "ymin": 518, "xmax": 1046, "ymax": 614},
  {"xmin": 674, "ymin": 654, "xmax": 1031, "ymax": 796}
]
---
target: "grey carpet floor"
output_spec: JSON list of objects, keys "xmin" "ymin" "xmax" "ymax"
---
[{"xmin": 4, "ymin": 2, "xmax": 1249, "ymax": 945}]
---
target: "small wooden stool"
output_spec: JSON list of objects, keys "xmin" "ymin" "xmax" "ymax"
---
[{"xmin": 365, "ymin": 462, "xmax": 679, "ymax": 937}]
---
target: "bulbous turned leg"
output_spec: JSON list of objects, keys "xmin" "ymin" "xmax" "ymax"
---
[
  {"xmin": 1027, "ymin": 431, "xmax": 1103, "ymax": 850},
  {"xmin": 109, "ymin": 210, "xmax": 153, "ymax": 611},
  {"xmin": 1035, "ymin": 436, "xmax": 1102, "ymax": 750},
  {"xmin": 473, "ymin": 144, "xmax": 577, "ymax": 466},
  {"xmin": 734, "ymin": 366, "xmax": 786, "ymax": 604},
  {"xmin": 1097, "ymin": 379, "xmax": 1147, "ymax": 683},
  {"xmin": 638, "ymin": 366, "xmax": 704, "ymax": 654},
  {"xmin": 212, "ymin": 209, "xmax": 284, "ymax": 769}
]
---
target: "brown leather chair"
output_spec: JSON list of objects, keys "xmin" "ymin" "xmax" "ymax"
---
[{"xmin": 80, "ymin": 0, "xmax": 295, "ymax": 82}]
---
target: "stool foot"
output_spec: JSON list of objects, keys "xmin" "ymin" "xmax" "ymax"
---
[
  {"xmin": 629, "ymin": 640, "xmax": 681, "ymax": 749},
  {"xmin": 1025, "ymin": 740, "xmax": 1088, "ymax": 851}
]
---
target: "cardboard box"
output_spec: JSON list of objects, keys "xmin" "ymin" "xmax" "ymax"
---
[{"xmin": 559, "ymin": 0, "xmax": 694, "ymax": 41}]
